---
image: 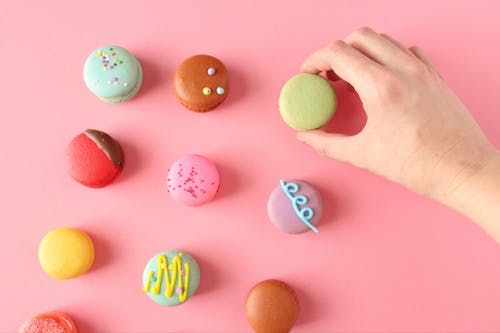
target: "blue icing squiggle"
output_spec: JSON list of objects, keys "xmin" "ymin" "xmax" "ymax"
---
[{"xmin": 280, "ymin": 179, "xmax": 318, "ymax": 233}]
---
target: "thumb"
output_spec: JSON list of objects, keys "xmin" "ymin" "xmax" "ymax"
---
[{"xmin": 296, "ymin": 130, "xmax": 360, "ymax": 163}]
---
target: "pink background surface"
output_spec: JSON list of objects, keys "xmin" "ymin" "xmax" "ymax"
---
[{"xmin": 1, "ymin": 0, "xmax": 500, "ymax": 331}]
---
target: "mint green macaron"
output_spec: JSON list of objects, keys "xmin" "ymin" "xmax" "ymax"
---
[
  {"xmin": 83, "ymin": 45, "xmax": 143, "ymax": 103},
  {"xmin": 279, "ymin": 73, "xmax": 337, "ymax": 130},
  {"xmin": 142, "ymin": 250, "xmax": 200, "ymax": 306}
]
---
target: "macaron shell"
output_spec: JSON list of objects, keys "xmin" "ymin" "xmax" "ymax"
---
[
  {"xmin": 246, "ymin": 279, "xmax": 300, "ymax": 333},
  {"xmin": 19, "ymin": 312, "xmax": 77, "ymax": 333},
  {"xmin": 267, "ymin": 180, "xmax": 322, "ymax": 234},
  {"xmin": 68, "ymin": 131, "xmax": 123, "ymax": 188},
  {"xmin": 279, "ymin": 73, "xmax": 337, "ymax": 130},
  {"xmin": 167, "ymin": 154, "xmax": 220, "ymax": 206},
  {"xmin": 83, "ymin": 45, "xmax": 142, "ymax": 103},
  {"xmin": 174, "ymin": 54, "xmax": 229, "ymax": 112},
  {"xmin": 142, "ymin": 250, "xmax": 201, "ymax": 306},
  {"xmin": 38, "ymin": 228, "xmax": 94, "ymax": 280}
]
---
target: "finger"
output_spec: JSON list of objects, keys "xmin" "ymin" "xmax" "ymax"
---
[
  {"xmin": 380, "ymin": 33, "xmax": 413, "ymax": 56},
  {"xmin": 344, "ymin": 27, "xmax": 414, "ymax": 68},
  {"xmin": 301, "ymin": 40, "xmax": 384, "ymax": 93},
  {"xmin": 409, "ymin": 46, "xmax": 439, "ymax": 73},
  {"xmin": 326, "ymin": 70, "xmax": 355, "ymax": 92},
  {"xmin": 296, "ymin": 130, "xmax": 362, "ymax": 164}
]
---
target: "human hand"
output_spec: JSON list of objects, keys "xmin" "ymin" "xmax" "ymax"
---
[{"xmin": 297, "ymin": 27, "xmax": 497, "ymax": 200}]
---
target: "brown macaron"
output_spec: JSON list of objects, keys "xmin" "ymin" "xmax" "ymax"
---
[
  {"xmin": 174, "ymin": 54, "xmax": 229, "ymax": 112},
  {"xmin": 245, "ymin": 279, "xmax": 300, "ymax": 333}
]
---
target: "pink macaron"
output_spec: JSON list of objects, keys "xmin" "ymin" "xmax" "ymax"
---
[{"xmin": 167, "ymin": 154, "xmax": 220, "ymax": 206}]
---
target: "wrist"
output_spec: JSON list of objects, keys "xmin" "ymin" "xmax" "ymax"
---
[
  {"xmin": 437, "ymin": 147, "xmax": 500, "ymax": 243},
  {"xmin": 428, "ymin": 142, "xmax": 498, "ymax": 203}
]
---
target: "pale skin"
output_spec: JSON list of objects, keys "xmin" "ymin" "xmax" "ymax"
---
[{"xmin": 297, "ymin": 27, "xmax": 500, "ymax": 244}]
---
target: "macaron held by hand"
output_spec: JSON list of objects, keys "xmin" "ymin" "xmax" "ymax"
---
[{"xmin": 279, "ymin": 73, "xmax": 337, "ymax": 130}]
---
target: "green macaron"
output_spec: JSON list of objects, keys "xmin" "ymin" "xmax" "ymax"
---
[
  {"xmin": 279, "ymin": 73, "xmax": 337, "ymax": 130},
  {"xmin": 83, "ymin": 45, "xmax": 143, "ymax": 103},
  {"xmin": 142, "ymin": 250, "xmax": 200, "ymax": 306}
]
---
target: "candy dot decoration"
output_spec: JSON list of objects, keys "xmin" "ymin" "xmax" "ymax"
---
[
  {"xmin": 267, "ymin": 179, "xmax": 323, "ymax": 234},
  {"xmin": 167, "ymin": 154, "xmax": 220, "ymax": 206},
  {"xmin": 207, "ymin": 67, "xmax": 216, "ymax": 76},
  {"xmin": 216, "ymin": 87, "xmax": 225, "ymax": 95},
  {"xmin": 19, "ymin": 312, "xmax": 77, "ymax": 333},
  {"xmin": 202, "ymin": 87, "xmax": 212, "ymax": 95},
  {"xmin": 142, "ymin": 250, "xmax": 201, "ymax": 306},
  {"xmin": 279, "ymin": 73, "xmax": 337, "ymax": 130}
]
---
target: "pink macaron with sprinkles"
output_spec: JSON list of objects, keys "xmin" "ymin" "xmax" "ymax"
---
[{"xmin": 167, "ymin": 154, "xmax": 220, "ymax": 206}]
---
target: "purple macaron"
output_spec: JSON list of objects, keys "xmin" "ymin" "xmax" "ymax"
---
[{"xmin": 267, "ymin": 179, "xmax": 323, "ymax": 234}]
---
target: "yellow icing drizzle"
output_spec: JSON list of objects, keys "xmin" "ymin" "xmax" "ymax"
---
[
  {"xmin": 142, "ymin": 252, "xmax": 191, "ymax": 303},
  {"xmin": 142, "ymin": 271, "xmax": 154, "ymax": 292}
]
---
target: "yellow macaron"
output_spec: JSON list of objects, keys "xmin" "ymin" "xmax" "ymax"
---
[{"xmin": 38, "ymin": 227, "xmax": 95, "ymax": 279}]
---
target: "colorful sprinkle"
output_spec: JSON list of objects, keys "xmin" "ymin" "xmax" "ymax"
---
[
  {"xmin": 110, "ymin": 65, "xmax": 114, "ymax": 69},
  {"xmin": 202, "ymin": 87, "xmax": 212, "ymax": 95},
  {"xmin": 175, "ymin": 287, "xmax": 183, "ymax": 294},
  {"xmin": 207, "ymin": 67, "xmax": 216, "ymax": 76},
  {"xmin": 216, "ymin": 87, "xmax": 225, "ymax": 95},
  {"xmin": 107, "ymin": 80, "xmax": 112, "ymax": 84},
  {"xmin": 123, "ymin": 82, "xmax": 128, "ymax": 87},
  {"xmin": 114, "ymin": 77, "xmax": 118, "ymax": 81},
  {"xmin": 151, "ymin": 276, "xmax": 157, "ymax": 283},
  {"xmin": 120, "ymin": 61, "xmax": 123, "ymax": 64},
  {"xmin": 110, "ymin": 47, "xmax": 114, "ymax": 51},
  {"xmin": 98, "ymin": 50, "xmax": 103, "ymax": 57},
  {"xmin": 111, "ymin": 52, "xmax": 116, "ymax": 56},
  {"xmin": 168, "ymin": 264, "xmax": 173, "ymax": 270}
]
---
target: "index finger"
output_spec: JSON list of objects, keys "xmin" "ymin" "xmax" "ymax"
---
[{"xmin": 301, "ymin": 40, "xmax": 384, "ymax": 93}]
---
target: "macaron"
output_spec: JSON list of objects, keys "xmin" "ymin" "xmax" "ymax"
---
[
  {"xmin": 38, "ymin": 228, "xmax": 94, "ymax": 280},
  {"xmin": 142, "ymin": 250, "xmax": 201, "ymax": 306},
  {"xmin": 267, "ymin": 179, "xmax": 322, "ymax": 234},
  {"xmin": 83, "ymin": 45, "xmax": 143, "ymax": 103},
  {"xmin": 67, "ymin": 129, "xmax": 124, "ymax": 188},
  {"xmin": 174, "ymin": 54, "xmax": 229, "ymax": 112},
  {"xmin": 167, "ymin": 154, "xmax": 220, "ymax": 206},
  {"xmin": 246, "ymin": 279, "xmax": 300, "ymax": 333},
  {"xmin": 279, "ymin": 73, "xmax": 337, "ymax": 130},
  {"xmin": 19, "ymin": 312, "xmax": 77, "ymax": 333}
]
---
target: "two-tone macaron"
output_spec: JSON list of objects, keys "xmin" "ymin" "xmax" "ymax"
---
[
  {"xmin": 67, "ymin": 129, "xmax": 124, "ymax": 188},
  {"xmin": 83, "ymin": 45, "xmax": 143, "ymax": 103}
]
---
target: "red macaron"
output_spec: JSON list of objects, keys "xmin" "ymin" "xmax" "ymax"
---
[
  {"xmin": 67, "ymin": 129, "xmax": 124, "ymax": 188},
  {"xmin": 19, "ymin": 311, "xmax": 77, "ymax": 333}
]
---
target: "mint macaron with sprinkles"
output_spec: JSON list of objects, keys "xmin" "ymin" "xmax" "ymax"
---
[
  {"xmin": 279, "ymin": 73, "xmax": 337, "ymax": 130},
  {"xmin": 83, "ymin": 45, "xmax": 143, "ymax": 103}
]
